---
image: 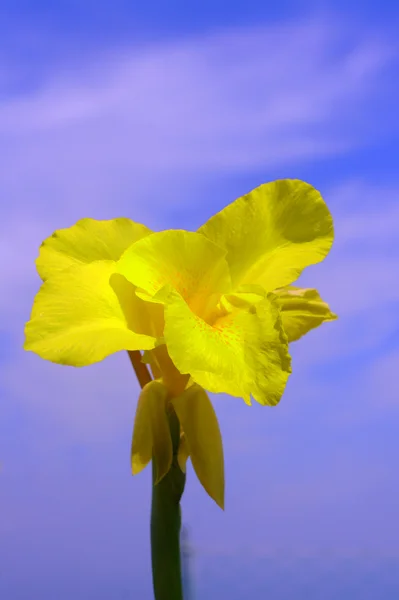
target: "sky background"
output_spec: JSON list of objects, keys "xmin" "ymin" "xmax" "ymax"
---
[{"xmin": 1, "ymin": 1, "xmax": 399, "ymax": 598}]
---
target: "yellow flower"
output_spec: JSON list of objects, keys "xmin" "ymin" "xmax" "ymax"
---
[{"xmin": 24, "ymin": 179, "xmax": 336, "ymax": 510}]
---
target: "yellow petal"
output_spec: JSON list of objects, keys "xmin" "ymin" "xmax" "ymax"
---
[
  {"xmin": 115, "ymin": 230, "xmax": 231, "ymax": 317},
  {"xmin": 37, "ymin": 218, "xmax": 152, "ymax": 281},
  {"xmin": 221, "ymin": 283, "xmax": 266, "ymax": 311},
  {"xmin": 131, "ymin": 380, "xmax": 172, "ymax": 482},
  {"xmin": 24, "ymin": 261, "xmax": 157, "ymax": 366},
  {"xmin": 177, "ymin": 432, "xmax": 190, "ymax": 473},
  {"xmin": 274, "ymin": 286, "xmax": 338, "ymax": 342},
  {"xmin": 141, "ymin": 350, "xmax": 162, "ymax": 379},
  {"xmin": 171, "ymin": 384, "xmax": 224, "ymax": 509},
  {"xmin": 163, "ymin": 288, "xmax": 291, "ymax": 406},
  {"xmin": 110, "ymin": 273, "xmax": 165, "ymax": 340},
  {"xmin": 198, "ymin": 179, "xmax": 334, "ymax": 291}
]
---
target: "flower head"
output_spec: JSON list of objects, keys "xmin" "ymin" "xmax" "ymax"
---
[{"xmin": 24, "ymin": 179, "xmax": 336, "ymax": 509}]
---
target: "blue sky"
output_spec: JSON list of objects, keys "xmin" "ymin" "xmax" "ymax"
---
[{"xmin": 1, "ymin": 2, "xmax": 399, "ymax": 598}]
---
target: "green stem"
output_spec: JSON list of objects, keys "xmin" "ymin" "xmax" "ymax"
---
[{"xmin": 151, "ymin": 408, "xmax": 186, "ymax": 600}]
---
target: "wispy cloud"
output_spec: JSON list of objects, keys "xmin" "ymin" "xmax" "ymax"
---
[{"xmin": 0, "ymin": 16, "xmax": 396, "ymax": 228}]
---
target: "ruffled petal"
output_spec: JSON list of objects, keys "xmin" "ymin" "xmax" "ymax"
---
[
  {"xmin": 274, "ymin": 286, "xmax": 337, "ymax": 342},
  {"xmin": 24, "ymin": 261, "xmax": 157, "ymax": 366},
  {"xmin": 163, "ymin": 288, "xmax": 291, "ymax": 406},
  {"xmin": 198, "ymin": 179, "xmax": 333, "ymax": 291},
  {"xmin": 37, "ymin": 218, "xmax": 152, "ymax": 281},
  {"xmin": 115, "ymin": 230, "xmax": 231, "ymax": 318}
]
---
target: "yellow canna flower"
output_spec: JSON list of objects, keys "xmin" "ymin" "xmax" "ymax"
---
[{"xmin": 24, "ymin": 179, "xmax": 336, "ymax": 510}]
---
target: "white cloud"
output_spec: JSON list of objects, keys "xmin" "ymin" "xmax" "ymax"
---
[{"xmin": 0, "ymin": 16, "xmax": 396, "ymax": 226}]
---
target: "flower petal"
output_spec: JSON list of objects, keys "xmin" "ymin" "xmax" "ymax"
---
[
  {"xmin": 177, "ymin": 432, "xmax": 190, "ymax": 473},
  {"xmin": 141, "ymin": 350, "xmax": 162, "ymax": 379},
  {"xmin": 198, "ymin": 179, "xmax": 334, "ymax": 291},
  {"xmin": 163, "ymin": 288, "xmax": 291, "ymax": 406},
  {"xmin": 131, "ymin": 380, "xmax": 172, "ymax": 482},
  {"xmin": 24, "ymin": 261, "xmax": 157, "ymax": 366},
  {"xmin": 115, "ymin": 230, "xmax": 231, "ymax": 317},
  {"xmin": 171, "ymin": 384, "xmax": 224, "ymax": 509},
  {"xmin": 274, "ymin": 286, "xmax": 337, "ymax": 342},
  {"xmin": 110, "ymin": 273, "xmax": 165, "ymax": 340},
  {"xmin": 37, "ymin": 218, "xmax": 152, "ymax": 281}
]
